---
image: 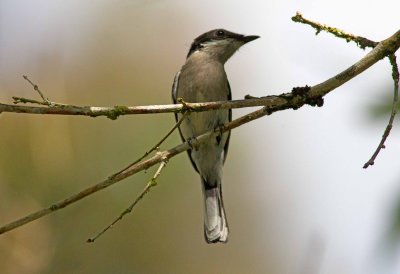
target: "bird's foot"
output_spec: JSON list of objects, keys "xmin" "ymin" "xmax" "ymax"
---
[
  {"xmin": 187, "ymin": 136, "xmax": 200, "ymax": 151},
  {"xmin": 214, "ymin": 124, "xmax": 225, "ymax": 145}
]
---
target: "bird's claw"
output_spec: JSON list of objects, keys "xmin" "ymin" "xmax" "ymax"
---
[
  {"xmin": 214, "ymin": 124, "xmax": 225, "ymax": 145},
  {"xmin": 187, "ymin": 137, "xmax": 200, "ymax": 150}
]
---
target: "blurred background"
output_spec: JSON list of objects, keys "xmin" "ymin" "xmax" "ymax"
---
[{"xmin": 0, "ymin": 1, "xmax": 400, "ymax": 273}]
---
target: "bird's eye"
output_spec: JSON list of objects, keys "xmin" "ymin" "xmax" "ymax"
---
[{"xmin": 216, "ymin": 30, "xmax": 225, "ymax": 37}]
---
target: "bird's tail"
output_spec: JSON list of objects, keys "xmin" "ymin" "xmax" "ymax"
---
[{"xmin": 202, "ymin": 182, "xmax": 229, "ymax": 243}]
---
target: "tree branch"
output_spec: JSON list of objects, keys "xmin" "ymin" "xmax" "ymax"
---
[
  {"xmin": 291, "ymin": 12, "xmax": 378, "ymax": 49},
  {"xmin": 363, "ymin": 53, "xmax": 399, "ymax": 168},
  {"xmin": 0, "ymin": 16, "xmax": 399, "ymax": 236},
  {"xmin": 1, "ymin": 27, "xmax": 399, "ymax": 119}
]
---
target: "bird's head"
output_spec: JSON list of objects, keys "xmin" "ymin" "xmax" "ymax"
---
[{"xmin": 187, "ymin": 29, "xmax": 260, "ymax": 63}]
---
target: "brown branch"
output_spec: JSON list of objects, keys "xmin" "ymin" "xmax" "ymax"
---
[
  {"xmin": 0, "ymin": 95, "xmax": 319, "ymax": 119},
  {"xmin": 0, "ymin": 106, "xmax": 269, "ymax": 235},
  {"xmin": 1, "ymin": 26, "xmax": 399, "ymax": 235}
]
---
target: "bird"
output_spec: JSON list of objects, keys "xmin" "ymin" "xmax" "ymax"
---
[{"xmin": 172, "ymin": 29, "xmax": 259, "ymax": 243}]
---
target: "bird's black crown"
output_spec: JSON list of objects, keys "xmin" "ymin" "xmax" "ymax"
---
[{"xmin": 187, "ymin": 29, "xmax": 244, "ymax": 58}]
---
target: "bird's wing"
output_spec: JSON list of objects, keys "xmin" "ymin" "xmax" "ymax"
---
[
  {"xmin": 171, "ymin": 70, "xmax": 180, "ymax": 105},
  {"xmin": 172, "ymin": 70, "xmax": 199, "ymax": 173},
  {"xmin": 223, "ymin": 80, "xmax": 232, "ymax": 164}
]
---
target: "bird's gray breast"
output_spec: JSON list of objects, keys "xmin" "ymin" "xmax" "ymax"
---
[{"xmin": 175, "ymin": 58, "xmax": 230, "ymax": 138}]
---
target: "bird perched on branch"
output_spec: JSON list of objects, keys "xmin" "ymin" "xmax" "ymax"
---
[{"xmin": 172, "ymin": 29, "xmax": 259, "ymax": 243}]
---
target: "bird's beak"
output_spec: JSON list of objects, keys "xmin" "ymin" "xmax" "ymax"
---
[{"xmin": 241, "ymin": 35, "xmax": 260, "ymax": 43}]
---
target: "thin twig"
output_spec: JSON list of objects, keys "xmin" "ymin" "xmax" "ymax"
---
[
  {"xmin": 292, "ymin": 12, "xmax": 378, "ymax": 49},
  {"xmin": 22, "ymin": 75, "xmax": 52, "ymax": 105},
  {"xmin": 109, "ymin": 112, "xmax": 188, "ymax": 179},
  {"xmin": 363, "ymin": 54, "xmax": 399, "ymax": 168},
  {"xmin": 87, "ymin": 159, "xmax": 167, "ymax": 243},
  {"xmin": 16, "ymin": 76, "xmax": 71, "ymax": 107},
  {"xmin": 12, "ymin": 96, "xmax": 49, "ymax": 106},
  {"xmin": 88, "ymin": 111, "xmax": 189, "ymax": 240},
  {"xmin": 12, "ymin": 96, "xmax": 71, "ymax": 107}
]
